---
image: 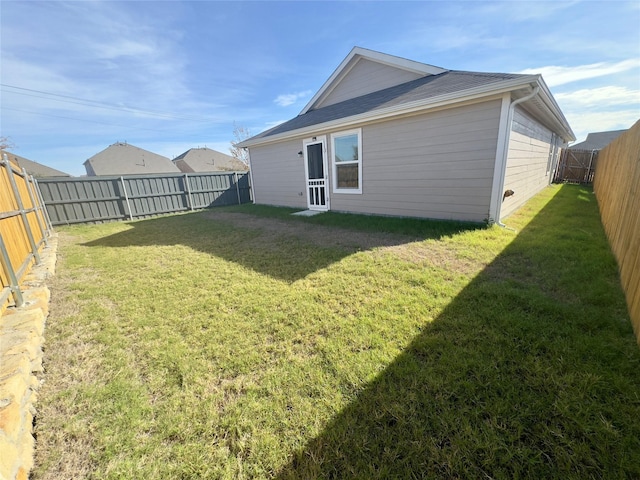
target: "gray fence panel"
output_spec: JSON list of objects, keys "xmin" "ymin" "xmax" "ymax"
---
[
  {"xmin": 188, "ymin": 173, "xmax": 241, "ymax": 208},
  {"xmin": 124, "ymin": 175, "xmax": 189, "ymax": 217},
  {"xmin": 38, "ymin": 178, "xmax": 126, "ymax": 224},
  {"xmin": 37, "ymin": 172, "xmax": 252, "ymax": 225}
]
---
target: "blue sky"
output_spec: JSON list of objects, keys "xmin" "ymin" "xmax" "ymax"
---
[{"xmin": 1, "ymin": 1, "xmax": 639, "ymax": 177}]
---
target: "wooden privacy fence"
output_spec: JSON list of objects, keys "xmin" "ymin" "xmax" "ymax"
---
[
  {"xmin": 37, "ymin": 171, "xmax": 252, "ymax": 225},
  {"xmin": 593, "ymin": 119, "xmax": 640, "ymax": 344},
  {"xmin": 0, "ymin": 153, "xmax": 52, "ymax": 314},
  {"xmin": 554, "ymin": 148, "xmax": 599, "ymax": 184}
]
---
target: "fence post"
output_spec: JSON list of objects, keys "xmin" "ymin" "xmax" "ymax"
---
[
  {"xmin": 586, "ymin": 150, "xmax": 596, "ymax": 183},
  {"xmin": 120, "ymin": 176, "xmax": 133, "ymax": 220},
  {"xmin": 33, "ymin": 178, "xmax": 53, "ymax": 233},
  {"xmin": 2, "ymin": 153, "xmax": 41, "ymax": 264},
  {"xmin": 234, "ymin": 172, "xmax": 241, "ymax": 205},
  {"xmin": 0, "ymin": 232, "xmax": 25, "ymax": 307},
  {"xmin": 22, "ymin": 169, "xmax": 48, "ymax": 247},
  {"xmin": 185, "ymin": 173, "xmax": 194, "ymax": 211}
]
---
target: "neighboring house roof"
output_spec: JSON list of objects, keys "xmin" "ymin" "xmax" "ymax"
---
[
  {"xmin": 84, "ymin": 142, "xmax": 180, "ymax": 176},
  {"xmin": 4, "ymin": 151, "xmax": 71, "ymax": 177},
  {"xmin": 239, "ymin": 46, "xmax": 575, "ymax": 147},
  {"xmin": 172, "ymin": 147, "xmax": 248, "ymax": 172},
  {"xmin": 569, "ymin": 130, "xmax": 627, "ymax": 150}
]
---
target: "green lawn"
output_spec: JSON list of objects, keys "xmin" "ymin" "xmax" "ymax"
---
[{"xmin": 33, "ymin": 184, "xmax": 640, "ymax": 479}]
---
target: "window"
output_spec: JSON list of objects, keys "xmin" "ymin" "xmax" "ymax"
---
[{"xmin": 331, "ymin": 129, "xmax": 362, "ymax": 194}]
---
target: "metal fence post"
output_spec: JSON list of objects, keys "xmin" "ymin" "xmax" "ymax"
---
[
  {"xmin": 0, "ymin": 232, "xmax": 25, "ymax": 307},
  {"xmin": 33, "ymin": 178, "xmax": 54, "ymax": 233},
  {"xmin": 2, "ymin": 153, "xmax": 41, "ymax": 264},
  {"xmin": 120, "ymin": 176, "xmax": 133, "ymax": 220},
  {"xmin": 185, "ymin": 173, "xmax": 194, "ymax": 211},
  {"xmin": 23, "ymin": 169, "xmax": 48, "ymax": 247},
  {"xmin": 234, "ymin": 172, "xmax": 241, "ymax": 205}
]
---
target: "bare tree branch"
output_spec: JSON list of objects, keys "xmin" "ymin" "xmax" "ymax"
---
[{"xmin": 230, "ymin": 123, "xmax": 250, "ymax": 165}]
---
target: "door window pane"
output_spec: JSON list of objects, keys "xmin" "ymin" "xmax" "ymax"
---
[{"xmin": 307, "ymin": 143, "xmax": 324, "ymax": 179}]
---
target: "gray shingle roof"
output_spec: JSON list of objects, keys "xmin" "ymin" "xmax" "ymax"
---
[
  {"xmin": 4, "ymin": 152, "xmax": 71, "ymax": 177},
  {"xmin": 172, "ymin": 147, "xmax": 248, "ymax": 172},
  {"xmin": 84, "ymin": 142, "xmax": 180, "ymax": 176},
  {"xmin": 569, "ymin": 130, "xmax": 627, "ymax": 150},
  {"xmin": 250, "ymin": 70, "xmax": 527, "ymax": 141}
]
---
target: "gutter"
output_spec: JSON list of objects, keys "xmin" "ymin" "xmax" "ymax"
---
[
  {"xmin": 491, "ymin": 83, "xmax": 540, "ymax": 228},
  {"xmin": 245, "ymin": 148, "xmax": 256, "ymax": 204}
]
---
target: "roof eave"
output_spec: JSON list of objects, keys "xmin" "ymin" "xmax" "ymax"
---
[
  {"xmin": 536, "ymin": 78, "xmax": 576, "ymax": 142},
  {"xmin": 240, "ymin": 76, "xmax": 542, "ymax": 148}
]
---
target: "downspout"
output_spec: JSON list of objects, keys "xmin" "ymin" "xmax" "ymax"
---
[
  {"xmin": 493, "ymin": 84, "xmax": 540, "ymax": 228},
  {"xmin": 244, "ymin": 147, "xmax": 256, "ymax": 204}
]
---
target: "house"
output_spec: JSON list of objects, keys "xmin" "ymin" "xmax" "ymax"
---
[
  {"xmin": 172, "ymin": 147, "xmax": 248, "ymax": 173},
  {"xmin": 569, "ymin": 129, "xmax": 627, "ymax": 151},
  {"xmin": 84, "ymin": 142, "xmax": 180, "ymax": 176},
  {"xmin": 4, "ymin": 152, "xmax": 71, "ymax": 177},
  {"xmin": 238, "ymin": 47, "xmax": 575, "ymax": 224}
]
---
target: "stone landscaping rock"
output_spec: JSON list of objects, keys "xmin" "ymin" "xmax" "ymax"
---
[{"xmin": 0, "ymin": 234, "xmax": 57, "ymax": 480}]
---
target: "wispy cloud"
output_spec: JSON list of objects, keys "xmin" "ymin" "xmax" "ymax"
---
[
  {"xmin": 566, "ymin": 110, "xmax": 639, "ymax": 143},
  {"xmin": 274, "ymin": 90, "xmax": 312, "ymax": 107},
  {"xmin": 519, "ymin": 59, "xmax": 640, "ymax": 87},
  {"xmin": 556, "ymin": 86, "xmax": 640, "ymax": 108}
]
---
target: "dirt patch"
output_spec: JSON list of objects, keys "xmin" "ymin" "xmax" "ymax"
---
[
  {"xmin": 202, "ymin": 211, "xmax": 415, "ymax": 251},
  {"xmin": 202, "ymin": 211, "xmax": 487, "ymax": 276}
]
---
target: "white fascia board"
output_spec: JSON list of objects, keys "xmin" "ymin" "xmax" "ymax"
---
[
  {"xmin": 352, "ymin": 47, "xmax": 447, "ymax": 76},
  {"xmin": 300, "ymin": 46, "xmax": 448, "ymax": 115},
  {"xmin": 242, "ymin": 76, "xmax": 541, "ymax": 148}
]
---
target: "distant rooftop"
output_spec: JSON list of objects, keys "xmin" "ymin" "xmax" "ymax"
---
[
  {"xmin": 569, "ymin": 130, "xmax": 627, "ymax": 150},
  {"xmin": 3, "ymin": 151, "xmax": 71, "ymax": 177},
  {"xmin": 84, "ymin": 142, "xmax": 180, "ymax": 176},
  {"xmin": 173, "ymin": 147, "xmax": 248, "ymax": 172}
]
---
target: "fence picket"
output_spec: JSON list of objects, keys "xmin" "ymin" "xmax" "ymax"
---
[{"xmin": 593, "ymin": 119, "xmax": 640, "ymax": 344}]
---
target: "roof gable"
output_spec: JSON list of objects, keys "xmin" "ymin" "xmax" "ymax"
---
[
  {"xmin": 301, "ymin": 47, "xmax": 446, "ymax": 114},
  {"xmin": 172, "ymin": 147, "xmax": 248, "ymax": 172},
  {"xmin": 5, "ymin": 152, "xmax": 71, "ymax": 177},
  {"xmin": 84, "ymin": 142, "xmax": 180, "ymax": 176},
  {"xmin": 239, "ymin": 47, "xmax": 575, "ymax": 147}
]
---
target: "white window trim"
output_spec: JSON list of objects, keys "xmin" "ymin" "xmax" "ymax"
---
[{"xmin": 331, "ymin": 128, "xmax": 362, "ymax": 194}]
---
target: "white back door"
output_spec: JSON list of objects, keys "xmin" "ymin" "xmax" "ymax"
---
[{"xmin": 303, "ymin": 136, "xmax": 329, "ymax": 211}]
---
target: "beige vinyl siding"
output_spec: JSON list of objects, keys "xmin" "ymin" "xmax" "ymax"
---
[
  {"xmin": 248, "ymin": 139, "xmax": 306, "ymax": 209},
  {"xmin": 317, "ymin": 58, "xmax": 424, "ymax": 109},
  {"xmin": 329, "ymin": 99, "xmax": 502, "ymax": 222},
  {"xmin": 501, "ymin": 106, "xmax": 554, "ymax": 218}
]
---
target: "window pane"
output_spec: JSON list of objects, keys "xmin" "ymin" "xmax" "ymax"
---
[
  {"xmin": 337, "ymin": 164, "xmax": 359, "ymax": 188},
  {"xmin": 334, "ymin": 134, "xmax": 358, "ymax": 163}
]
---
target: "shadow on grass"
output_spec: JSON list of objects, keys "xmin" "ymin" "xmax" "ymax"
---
[
  {"xmin": 81, "ymin": 206, "xmax": 481, "ymax": 283},
  {"xmin": 274, "ymin": 185, "xmax": 640, "ymax": 479}
]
